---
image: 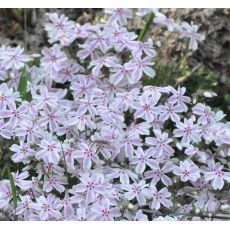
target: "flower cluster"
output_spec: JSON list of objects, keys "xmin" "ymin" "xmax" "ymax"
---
[{"xmin": 0, "ymin": 8, "xmax": 229, "ymax": 221}]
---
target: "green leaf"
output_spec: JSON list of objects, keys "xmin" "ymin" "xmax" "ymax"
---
[
  {"xmin": 138, "ymin": 12, "xmax": 155, "ymax": 41},
  {"xmin": 7, "ymin": 167, "xmax": 17, "ymax": 210},
  {"xmin": 18, "ymin": 68, "xmax": 32, "ymax": 101}
]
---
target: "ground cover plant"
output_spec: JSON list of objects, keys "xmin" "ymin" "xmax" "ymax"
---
[{"xmin": 0, "ymin": 8, "xmax": 230, "ymax": 221}]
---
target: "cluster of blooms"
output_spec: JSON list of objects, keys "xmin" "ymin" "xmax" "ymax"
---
[{"xmin": 0, "ymin": 8, "xmax": 229, "ymax": 221}]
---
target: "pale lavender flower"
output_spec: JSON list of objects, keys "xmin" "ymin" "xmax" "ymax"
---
[
  {"xmin": 150, "ymin": 185, "xmax": 173, "ymax": 210},
  {"xmin": 75, "ymin": 142, "xmax": 99, "ymax": 169},
  {"xmin": 36, "ymin": 138, "xmax": 61, "ymax": 163},
  {"xmin": 168, "ymin": 86, "xmax": 191, "ymax": 112},
  {"xmin": 16, "ymin": 195, "xmax": 33, "ymax": 220},
  {"xmin": 174, "ymin": 118, "xmax": 201, "ymax": 144},
  {"xmin": 41, "ymin": 44, "xmax": 67, "ymax": 75},
  {"xmin": 90, "ymin": 56, "xmax": 119, "ymax": 76},
  {"xmin": 192, "ymin": 103, "xmax": 215, "ymax": 125},
  {"xmin": 204, "ymin": 161, "xmax": 230, "ymax": 190},
  {"xmin": 181, "ymin": 22, "xmax": 205, "ymax": 51},
  {"xmin": 146, "ymin": 130, "xmax": 174, "ymax": 157},
  {"xmin": 43, "ymin": 175, "xmax": 68, "ymax": 193},
  {"xmin": 33, "ymin": 87, "xmax": 59, "ymax": 109},
  {"xmin": 159, "ymin": 102, "xmax": 183, "ymax": 122},
  {"xmin": 153, "ymin": 12, "xmax": 175, "ymax": 32},
  {"xmin": 70, "ymin": 77, "xmax": 96, "ymax": 98},
  {"xmin": 12, "ymin": 171, "xmax": 33, "ymax": 190},
  {"xmin": 108, "ymin": 166, "xmax": 138, "ymax": 184},
  {"xmin": 89, "ymin": 202, "xmax": 121, "ymax": 221},
  {"xmin": 132, "ymin": 95, "xmax": 160, "ymax": 122},
  {"xmin": 121, "ymin": 132, "xmax": 142, "ymax": 157},
  {"xmin": 129, "ymin": 40, "xmax": 156, "ymax": 58},
  {"xmin": 130, "ymin": 147, "xmax": 158, "ymax": 174},
  {"xmin": 45, "ymin": 13, "xmax": 75, "ymax": 43},
  {"xmin": 109, "ymin": 63, "xmax": 133, "ymax": 85},
  {"xmin": 105, "ymin": 8, "xmax": 133, "ymax": 25},
  {"xmin": 71, "ymin": 173, "xmax": 107, "ymax": 203},
  {"xmin": 73, "ymin": 23, "xmax": 89, "ymax": 39},
  {"xmin": 77, "ymin": 96, "xmax": 98, "ymax": 116},
  {"xmin": 0, "ymin": 119, "xmax": 12, "ymax": 139},
  {"xmin": 0, "ymin": 180, "xmax": 12, "ymax": 209},
  {"xmin": 61, "ymin": 144, "xmax": 78, "ymax": 170},
  {"xmin": 0, "ymin": 46, "xmax": 32, "ymax": 69},
  {"xmin": 57, "ymin": 61, "xmax": 81, "ymax": 83},
  {"xmin": 38, "ymin": 107, "xmax": 63, "ymax": 132},
  {"xmin": 136, "ymin": 8, "xmax": 153, "ymax": 17},
  {"xmin": 133, "ymin": 210, "xmax": 148, "ymax": 221},
  {"xmin": 144, "ymin": 162, "xmax": 174, "ymax": 187},
  {"xmin": 10, "ymin": 141, "xmax": 34, "ymax": 163},
  {"xmin": 143, "ymin": 85, "xmax": 170, "ymax": 98},
  {"xmin": 126, "ymin": 57, "xmax": 156, "ymax": 83},
  {"xmin": 15, "ymin": 119, "xmax": 41, "ymax": 143},
  {"xmin": 123, "ymin": 180, "xmax": 152, "ymax": 206},
  {"xmin": 0, "ymin": 101, "xmax": 28, "ymax": 128},
  {"xmin": 0, "ymin": 83, "xmax": 21, "ymax": 110},
  {"xmin": 88, "ymin": 32, "xmax": 110, "ymax": 53},
  {"xmin": 112, "ymin": 89, "xmax": 139, "ymax": 111},
  {"xmin": 30, "ymin": 194, "xmax": 62, "ymax": 220},
  {"xmin": 105, "ymin": 23, "xmax": 128, "ymax": 44},
  {"xmin": 128, "ymin": 122, "xmax": 151, "ymax": 136},
  {"xmin": 173, "ymin": 160, "xmax": 200, "ymax": 182}
]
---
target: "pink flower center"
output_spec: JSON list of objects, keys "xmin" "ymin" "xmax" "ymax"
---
[
  {"xmin": 143, "ymin": 104, "xmax": 150, "ymax": 111},
  {"xmin": 183, "ymin": 170, "xmax": 190, "ymax": 177}
]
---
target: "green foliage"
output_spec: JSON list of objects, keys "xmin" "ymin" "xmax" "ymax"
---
[
  {"xmin": 138, "ymin": 12, "xmax": 155, "ymax": 41},
  {"xmin": 18, "ymin": 68, "xmax": 32, "ymax": 102},
  {"xmin": 143, "ymin": 59, "xmax": 230, "ymax": 120}
]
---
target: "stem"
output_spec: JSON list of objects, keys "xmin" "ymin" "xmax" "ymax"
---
[
  {"xmin": 138, "ymin": 12, "xmax": 155, "ymax": 41},
  {"xmin": 59, "ymin": 140, "xmax": 68, "ymax": 175}
]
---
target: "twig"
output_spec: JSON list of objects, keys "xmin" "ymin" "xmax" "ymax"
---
[{"xmin": 175, "ymin": 63, "xmax": 202, "ymax": 87}]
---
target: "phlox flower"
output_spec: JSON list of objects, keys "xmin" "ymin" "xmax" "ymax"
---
[
  {"xmin": 75, "ymin": 142, "xmax": 99, "ymax": 169},
  {"xmin": 43, "ymin": 175, "xmax": 68, "ymax": 193},
  {"xmin": 16, "ymin": 195, "xmax": 33, "ymax": 220},
  {"xmin": 130, "ymin": 147, "xmax": 158, "ymax": 174},
  {"xmin": 10, "ymin": 141, "xmax": 34, "ymax": 163},
  {"xmin": 0, "ymin": 180, "xmax": 12, "ymax": 209},
  {"xmin": 144, "ymin": 162, "xmax": 174, "ymax": 187},
  {"xmin": 174, "ymin": 117, "xmax": 201, "ymax": 144},
  {"xmin": 132, "ymin": 95, "xmax": 160, "ymax": 122},
  {"xmin": 126, "ymin": 57, "xmax": 156, "ymax": 83},
  {"xmin": 204, "ymin": 160, "xmax": 230, "ymax": 190},
  {"xmin": 89, "ymin": 202, "xmax": 121, "ymax": 221},
  {"xmin": 0, "ymin": 46, "xmax": 32, "ymax": 70},
  {"xmin": 105, "ymin": 8, "xmax": 133, "ymax": 26},
  {"xmin": 30, "ymin": 194, "xmax": 62, "ymax": 220},
  {"xmin": 192, "ymin": 103, "xmax": 215, "ymax": 125},
  {"xmin": 168, "ymin": 86, "xmax": 191, "ymax": 112},
  {"xmin": 146, "ymin": 130, "xmax": 174, "ymax": 157},
  {"xmin": 41, "ymin": 44, "xmax": 67, "ymax": 76},
  {"xmin": 108, "ymin": 166, "xmax": 138, "ymax": 184},
  {"xmin": 173, "ymin": 160, "xmax": 200, "ymax": 182},
  {"xmin": 181, "ymin": 22, "xmax": 205, "ymax": 51},
  {"xmin": 123, "ymin": 180, "xmax": 152, "ymax": 206},
  {"xmin": 153, "ymin": 12, "xmax": 175, "ymax": 32},
  {"xmin": 36, "ymin": 138, "xmax": 61, "ymax": 163},
  {"xmin": 0, "ymin": 119, "xmax": 12, "ymax": 139},
  {"xmin": 71, "ymin": 173, "xmax": 108, "ymax": 203},
  {"xmin": 150, "ymin": 185, "xmax": 173, "ymax": 210},
  {"xmin": 0, "ymin": 101, "xmax": 28, "ymax": 129}
]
